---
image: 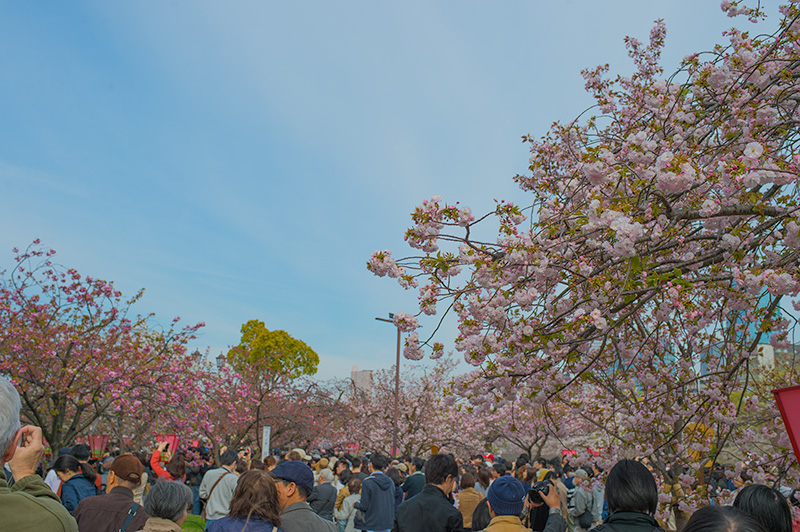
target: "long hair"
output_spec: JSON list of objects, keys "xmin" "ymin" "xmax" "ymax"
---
[
  {"xmin": 53, "ymin": 454, "xmax": 98, "ymax": 484},
  {"xmin": 227, "ymin": 470, "xmax": 282, "ymax": 527}
]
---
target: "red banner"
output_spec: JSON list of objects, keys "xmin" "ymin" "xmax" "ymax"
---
[{"xmin": 773, "ymin": 384, "xmax": 800, "ymax": 463}]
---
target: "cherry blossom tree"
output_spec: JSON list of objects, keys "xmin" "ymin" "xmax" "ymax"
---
[
  {"xmin": 346, "ymin": 357, "xmax": 480, "ymax": 457},
  {"xmin": 0, "ymin": 242, "xmax": 204, "ymax": 452},
  {"xmin": 370, "ymin": 1, "xmax": 800, "ymax": 512}
]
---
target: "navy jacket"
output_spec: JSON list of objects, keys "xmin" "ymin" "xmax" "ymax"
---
[
  {"xmin": 206, "ymin": 516, "xmax": 284, "ymax": 532},
  {"xmin": 60, "ymin": 474, "xmax": 97, "ymax": 513},
  {"xmin": 354, "ymin": 471, "xmax": 395, "ymax": 530}
]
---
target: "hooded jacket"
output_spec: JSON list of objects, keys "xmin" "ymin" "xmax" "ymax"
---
[{"xmin": 354, "ymin": 471, "xmax": 395, "ymax": 530}]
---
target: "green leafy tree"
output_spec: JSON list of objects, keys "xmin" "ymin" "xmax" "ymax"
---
[{"xmin": 224, "ymin": 319, "xmax": 319, "ymax": 455}]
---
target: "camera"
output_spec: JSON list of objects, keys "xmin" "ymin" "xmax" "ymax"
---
[{"xmin": 528, "ymin": 480, "xmax": 552, "ymax": 504}]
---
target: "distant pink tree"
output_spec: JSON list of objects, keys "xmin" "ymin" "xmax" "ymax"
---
[
  {"xmin": 0, "ymin": 242, "xmax": 204, "ymax": 452},
  {"xmin": 347, "ymin": 357, "xmax": 479, "ymax": 457},
  {"xmin": 370, "ymin": 2, "xmax": 800, "ymax": 513}
]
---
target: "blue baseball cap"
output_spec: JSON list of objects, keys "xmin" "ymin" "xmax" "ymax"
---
[{"xmin": 270, "ymin": 460, "xmax": 314, "ymax": 492}]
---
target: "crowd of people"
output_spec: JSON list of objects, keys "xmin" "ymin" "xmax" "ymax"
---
[{"xmin": 1, "ymin": 376, "xmax": 798, "ymax": 532}]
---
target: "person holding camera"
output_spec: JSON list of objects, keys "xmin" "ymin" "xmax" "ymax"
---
[
  {"xmin": 519, "ymin": 478, "xmax": 567, "ymax": 532},
  {"xmin": 481, "ymin": 475, "xmax": 565, "ymax": 532}
]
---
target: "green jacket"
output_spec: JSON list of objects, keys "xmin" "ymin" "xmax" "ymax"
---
[{"xmin": 0, "ymin": 469, "xmax": 78, "ymax": 532}]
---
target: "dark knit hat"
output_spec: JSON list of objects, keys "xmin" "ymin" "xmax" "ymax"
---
[
  {"xmin": 487, "ymin": 476, "xmax": 526, "ymax": 516},
  {"xmin": 270, "ymin": 460, "xmax": 314, "ymax": 492},
  {"xmin": 111, "ymin": 453, "xmax": 144, "ymax": 483}
]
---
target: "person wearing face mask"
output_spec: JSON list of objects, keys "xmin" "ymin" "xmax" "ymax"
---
[{"xmin": 392, "ymin": 454, "xmax": 464, "ymax": 532}]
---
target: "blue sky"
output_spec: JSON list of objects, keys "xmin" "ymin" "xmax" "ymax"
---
[{"xmin": 0, "ymin": 1, "xmax": 779, "ymax": 380}]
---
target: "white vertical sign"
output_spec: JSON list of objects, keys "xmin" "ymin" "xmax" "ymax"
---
[{"xmin": 261, "ymin": 426, "xmax": 271, "ymax": 461}]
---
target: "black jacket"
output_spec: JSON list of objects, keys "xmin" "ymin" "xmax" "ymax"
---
[
  {"xmin": 392, "ymin": 484, "xmax": 464, "ymax": 532},
  {"xmin": 589, "ymin": 511, "xmax": 664, "ymax": 532},
  {"xmin": 308, "ymin": 482, "xmax": 337, "ymax": 521}
]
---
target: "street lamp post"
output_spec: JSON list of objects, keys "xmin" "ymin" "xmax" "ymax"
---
[
  {"xmin": 216, "ymin": 352, "xmax": 226, "ymax": 371},
  {"xmin": 375, "ymin": 313, "xmax": 400, "ymax": 458}
]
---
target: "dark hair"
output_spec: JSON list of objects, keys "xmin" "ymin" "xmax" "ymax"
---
[
  {"xmin": 166, "ymin": 453, "xmax": 186, "ymax": 480},
  {"xmin": 425, "ymin": 454, "xmax": 458, "ymax": 485},
  {"xmin": 536, "ymin": 458, "xmax": 547, "ymax": 467},
  {"xmin": 348, "ymin": 477, "xmax": 362, "ymax": 494},
  {"xmin": 477, "ymin": 468, "xmax": 491, "ymax": 489},
  {"xmin": 250, "ymin": 459, "xmax": 265, "ymax": 470},
  {"xmin": 220, "ymin": 450, "xmax": 239, "ymax": 466},
  {"xmin": 412, "ymin": 457, "xmax": 425, "ymax": 472},
  {"xmin": 339, "ymin": 469, "xmax": 353, "ymax": 486},
  {"xmin": 492, "ymin": 463, "xmax": 507, "ymax": 477},
  {"xmin": 285, "ymin": 451, "xmax": 302, "ymax": 461},
  {"xmin": 370, "ymin": 453, "xmax": 389, "ymax": 471},
  {"xmin": 71, "ymin": 443, "xmax": 91, "ymax": 462},
  {"xmin": 144, "ymin": 480, "xmax": 192, "ymax": 522},
  {"xmin": 386, "ymin": 467, "xmax": 403, "ymax": 486},
  {"xmin": 683, "ymin": 505, "xmax": 766, "ymax": 532},
  {"xmin": 471, "ymin": 498, "xmax": 492, "ymax": 530},
  {"xmin": 350, "ymin": 457, "xmax": 362, "ymax": 469},
  {"xmin": 54, "ymin": 454, "xmax": 97, "ymax": 484},
  {"xmin": 228, "ymin": 470, "xmax": 282, "ymax": 527},
  {"xmin": 733, "ymin": 484, "xmax": 792, "ymax": 532},
  {"xmin": 236, "ymin": 459, "xmax": 249, "ymax": 474},
  {"xmin": 605, "ymin": 459, "xmax": 658, "ymax": 515},
  {"xmin": 461, "ymin": 472, "xmax": 475, "ymax": 490},
  {"xmin": 264, "ymin": 456, "xmax": 277, "ymax": 468}
]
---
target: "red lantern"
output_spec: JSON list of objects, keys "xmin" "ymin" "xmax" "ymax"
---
[{"xmin": 88, "ymin": 434, "xmax": 110, "ymax": 460}]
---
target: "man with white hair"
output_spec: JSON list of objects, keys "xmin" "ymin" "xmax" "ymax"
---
[
  {"xmin": 0, "ymin": 376, "xmax": 78, "ymax": 531},
  {"xmin": 308, "ymin": 467, "xmax": 337, "ymax": 521}
]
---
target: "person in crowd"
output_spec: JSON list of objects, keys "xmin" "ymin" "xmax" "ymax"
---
[
  {"xmin": 585, "ymin": 459, "xmax": 663, "ymax": 532},
  {"xmin": 264, "ymin": 456, "xmax": 278, "ymax": 472},
  {"xmin": 333, "ymin": 458, "xmax": 350, "ymax": 490},
  {"xmin": 482, "ymin": 475, "xmax": 564, "ymax": 532},
  {"xmin": 131, "ymin": 452, "xmax": 150, "ymax": 504},
  {"xmin": 150, "ymin": 441, "xmax": 186, "ymax": 482},
  {"xmin": 308, "ymin": 467, "xmax": 337, "ymax": 521},
  {"xmin": 590, "ymin": 465, "xmax": 605, "ymax": 528},
  {"xmin": 491, "ymin": 463, "xmax": 507, "ymax": 480},
  {"xmin": 45, "ymin": 446, "xmax": 73, "ymax": 494},
  {"xmin": 682, "ymin": 505, "xmax": 765, "ymax": 532},
  {"xmin": 333, "ymin": 478, "xmax": 362, "ymax": 532},
  {"xmin": 54, "ymin": 454, "xmax": 99, "ymax": 513},
  {"xmin": 200, "ymin": 449, "xmax": 240, "ymax": 526},
  {"xmin": 569, "ymin": 469, "xmax": 594, "ymax": 532},
  {"xmin": 206, "ymin": 470, "xmax": 284, "ymax": 532},
  {"xmin": 475, "ymin": 468, "xmax": 491, "ymax": 497},
  {"xmin": 73, "ymin": 453, "xmax": 150, "ymax": 532},
  {"xmin": 533, "ymin": 459, "xmax": 550, "ymax": 482},
  {"xmin": 72, "ymin": 443, "xmax": 103, "ymax": 491},
  {"xmin": 0, "ymin": 376, "xmax": 77, "ymax": 531},
  {"xmin": 457, "ymin": 472, "xmax": 483, "ymax": 532},
  {"xmin": 471, "ymin": 498, "xmax": 492, "ymax": 532},
  {"xmin": 335, "ymin": 469, "xmax": 354, "ymax": 512},
  {"xmin": 386, "ymin": 467, "xmax": 404, "ymax": 510},
  {"xmin": 354, "ymin": 452, "xmax": 395, "ymax": 532},
  {"xmin": 135, "ymin": 480, "xmax": 193, "ymax": 532},
  {"xmin": 351, "ymin": 457, "xmax": 368, "ymax": 482},
  {"xmin": 270, "ymin": 459, "xmax": 337, "ymax": 532},
  {"xmin": 400, "ymin": 457, "xmax": 425, "ymax": 500},
  {"xmin": 733, "ymin": 483, "xmax": 792, "ymax": 532},
  {"xmin": 392, "ymin": 454, "xmax": 463, "ymax": 532}
]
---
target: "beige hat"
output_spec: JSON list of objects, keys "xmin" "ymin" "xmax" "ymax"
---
[
  {"xmin": 291, "ymin": 447, "xmax": 310, "ymax": 460},
  {"xmin": 574, "ymin": 469, "xmax": 589, "ymax": 480}
]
